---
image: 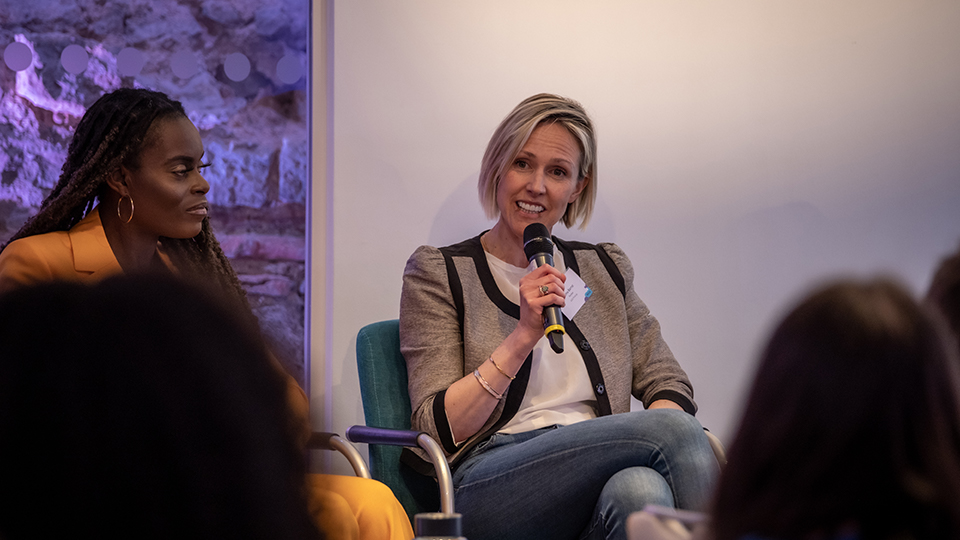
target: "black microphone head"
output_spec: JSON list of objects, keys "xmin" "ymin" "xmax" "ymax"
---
[
  {"xmin": 523, "ymin": 223, "xmax": 553, "ymax": 261},
  {"xmin": 523, "ymin": 223, "xmax": 549, "ymax": 244}
]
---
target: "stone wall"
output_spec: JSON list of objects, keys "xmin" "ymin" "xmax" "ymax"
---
[{"xmin": 1, "ymin": 0, "xmax": 309, "ymax": 384}]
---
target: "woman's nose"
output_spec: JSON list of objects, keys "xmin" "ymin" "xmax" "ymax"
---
[
  {"xmin": 527, "ymin": 170, "xmax": 547, "ymax": 193},
  {"xmin": 195, "ymin": 172, "xmax": 210, "ymax": 194}
]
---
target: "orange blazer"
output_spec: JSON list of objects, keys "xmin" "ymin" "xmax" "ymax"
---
[{"xmin": 0, "ymin": 207, "xmax": 125, "ymax": 294}]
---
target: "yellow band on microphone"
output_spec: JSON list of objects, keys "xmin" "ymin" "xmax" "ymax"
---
[{"xmin": 544, "ymin": 324, "xmax": 565, "ymax": 335}]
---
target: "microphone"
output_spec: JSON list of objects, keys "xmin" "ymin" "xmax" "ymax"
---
[{"xmin": 523, "ymin": 223, "xmax": 565, "ymax": 354}]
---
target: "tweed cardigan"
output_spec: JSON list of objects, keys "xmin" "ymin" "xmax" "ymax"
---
[{"xmin": 399, "ymin": 233, "xmax": 695, "ymax": 474}]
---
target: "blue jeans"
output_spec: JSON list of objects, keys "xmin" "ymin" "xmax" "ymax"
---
[{"xmin": 451, "ymin": 409, "xmax": 719, "ymax": 540}]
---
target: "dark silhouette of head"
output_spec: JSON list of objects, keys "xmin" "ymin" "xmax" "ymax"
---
[
  {"xmin": 711, "ymin": 279, "xmax": 960, "ymax": 540},
  {"xmin": 0, "ymin": 275, "xmax": 322, "ymax": 540},
  {"xmin": 927, "ymin": 242, "xmax": 960, "ymax": 352}
]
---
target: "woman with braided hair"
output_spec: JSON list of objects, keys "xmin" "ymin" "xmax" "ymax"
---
[
  {"xmin": 0, "ymin": 88, "xmax": 413, "ymax": 540},
  {"xmin": 0, "ymin": 88, "xmax": 238, "ymax": 295}
]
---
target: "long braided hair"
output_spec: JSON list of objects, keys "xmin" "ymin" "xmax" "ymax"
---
[{"xmin": 1, "ymin": 88, "xmax": 248, "ymax": 307}]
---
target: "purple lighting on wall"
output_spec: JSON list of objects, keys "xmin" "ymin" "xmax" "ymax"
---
[
  {"xmin": 276, "ymin": 54, "xmax": 302, "ymax": 84},
  {"xmin": 117, "ymin": 47, "xmax": 145, "ymax": 77},
  {"xmin": 60, "ymin": 44, "xmax": 89, "ymax": 74},
  {"xmin": 224, "ymin": 52, "xmax": 251, "ymax": 82},
  {"xmin": 3, "ymin": 42, "xmax": 33, "ymax": 72},
  {"xmin": 171, "ymin": 50, "xmax": 199, "ymax": 79}
]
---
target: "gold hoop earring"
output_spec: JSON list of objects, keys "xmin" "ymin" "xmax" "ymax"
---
[{"xmin": 117, "ymin": 195, "xmax": 135, "ymax": 224}]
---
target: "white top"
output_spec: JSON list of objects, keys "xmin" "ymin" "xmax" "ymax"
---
[{"xmin": 484, "ymin": 248, "xmax": 598, "ymax": 434}]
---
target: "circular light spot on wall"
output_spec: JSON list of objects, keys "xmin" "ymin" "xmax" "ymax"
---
[
  {"xmin": 3, "ymin": 42, "xmax": 33, "ymax": 72},
  {"xmin": 117, "ymin": 47, "xmax": 145, "ymax": 77},
  {"xmin": 60, "ymin": 44, "xmax": 89, "ymax": 74},
  {"xmin": 224, "ymin": 52, "xmax": 251, "ymax": 82},
  {"xmin": 171, "ymin": 50, "xmax": 199, "ymax": 79},
  {"xmin": 276, "ymin": 54, "xmax": 302, "ymax": 84}
]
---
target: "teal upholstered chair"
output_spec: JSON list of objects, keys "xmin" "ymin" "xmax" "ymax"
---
[{"xmin": 354, "ymin": 319, "xmax": 441, "ymax": 523}]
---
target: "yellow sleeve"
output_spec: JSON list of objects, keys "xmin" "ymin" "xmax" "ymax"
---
[
  {"xmin": 307, "ymin": 474, "xmax": 414, "ymax": 540},
  {"xmin": 306, "ymin": 484, "xmax": 360, "ymax": 540}
]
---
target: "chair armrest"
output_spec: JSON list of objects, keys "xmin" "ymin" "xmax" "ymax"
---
[
  {"xmin": 346, "ymin": 426, "xmax": 455, "ymax": 516},
  {"xmin": 344, "ymin": 425, "xmax": 423, "ymax": 447},
  {"xmin": 703, "ymin": 429, "xmax": 727, "ymax": 469},
  {"xmin": 308, "ymin": 432, "xmax": 371, "ymax": 479}
]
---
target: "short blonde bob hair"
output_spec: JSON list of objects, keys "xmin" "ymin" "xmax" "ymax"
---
[{"xmin": 478, "ymin": 93, "xmax": 597, "ymax": 230}]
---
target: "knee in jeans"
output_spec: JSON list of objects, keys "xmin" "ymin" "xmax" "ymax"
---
[
  {"xmin": 645, "ymin": 408, "xmax": 705, "ymax": 443},
  {"xmin": 601, "ymin": 467, "xmax": 674, "ymax": 510}
]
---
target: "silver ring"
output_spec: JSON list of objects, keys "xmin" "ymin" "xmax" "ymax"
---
[{"xmin": 539, "ymin": 285, "xmax": 549, "ymax": 296}]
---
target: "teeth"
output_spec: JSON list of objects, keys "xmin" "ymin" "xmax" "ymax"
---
[{"xmin": 517, "ymin": 201, "xmax": 544, "ymax": 213}]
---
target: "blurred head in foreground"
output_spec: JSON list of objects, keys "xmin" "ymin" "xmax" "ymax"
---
[
  {"xmin": 711, "ymin": 278, "xmax": 960, "ymax": 540},
  {"xmin": 927, "ymin": 242, "xmax": 960, "ymax": 354},
  {"xmin": 0, "ymin": 276, "xmax": 322, "ymax": 540}
]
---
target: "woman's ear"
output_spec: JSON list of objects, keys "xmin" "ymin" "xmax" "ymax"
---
[
  {"xmin": 105, "ymin": 166, "xmax": 130, "ymax": 197},
  {"xmin": 569, "ymin": 175, "xmax": 590, "ymax": 203}
]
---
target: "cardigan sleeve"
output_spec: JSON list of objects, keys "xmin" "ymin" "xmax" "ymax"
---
[
  {"xmin": 399, "ymin": 245, "xmax": 467, "ymax": 454},
  {"xmin": 599, "ymin": 243, "xmax": 697, "ymax": 414}
]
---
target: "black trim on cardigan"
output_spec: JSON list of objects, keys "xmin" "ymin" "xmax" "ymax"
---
[
  {"xmin": 555, "ymin": 237, "xmax": 626, "ymax": 298},
  {"xmin": 440, "ymin": 235, "xmax": 513, "ymax": 316},
  {"xmin": 470, "ymin": 246, "xmax": 520, "ymax": 319},
  {"xmin": 401, "ymin": 353, "xmax": 534, "ymax": 476},
  {"xmin": 440, "ymin": 251, "xmax": 465, "ymax": 334},
  {"xmin": 649, "ymin": 390, "xmax": 696, "ymax": 416},
  {"xmin": 563, "ymin": 319, "xmax": 612, "ymax": 416},
  {"xmin": 594, "ymin": 245, "xmax": 626, "ymax": 298},
  {"xmin": 448, "ymin": 234, "xmax": 520, "ymax": 318},
  {"xmin": 554, "ymin": 237, "xmax": 582, "ymax": 276},
  {"xmin": 432, "ymin": 389, "xmax": 457, "ymax": 454}
]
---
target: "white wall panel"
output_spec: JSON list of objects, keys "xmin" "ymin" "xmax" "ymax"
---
[{"xmin": 313, "ymin": 0, "xmax": 960, "ymax": 474}]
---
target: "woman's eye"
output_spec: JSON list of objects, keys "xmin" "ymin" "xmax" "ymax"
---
[
  {"xmin": 514, "ymin": 159, "xmax": 528, "ymax": 169},
  {"xmin": 173, "ymin": 163, "xmax": 209, "ymax": 177},
  {"xmin": 551, "ymin": 168, "xmax": 566, "ymax": 177},
  {"xmin": 174, "ymin": 165, "xmax": 202, "ymax": 178}
]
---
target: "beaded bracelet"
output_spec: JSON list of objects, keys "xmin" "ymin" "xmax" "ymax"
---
[
  {"xmin": 488, "ymin": 356, "xmax": 515, "ymax": 380},
  {"xmin": 474, "ymin": 368, "xmax": 504, "ymax": 400}
]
